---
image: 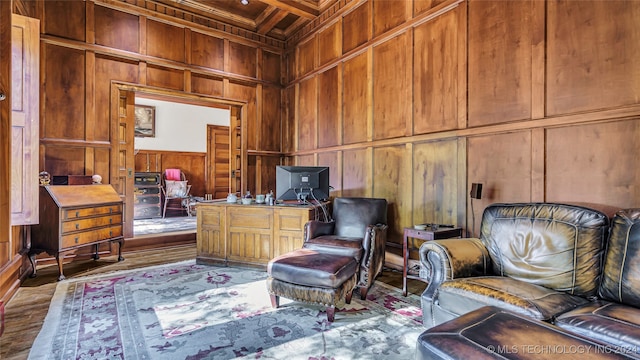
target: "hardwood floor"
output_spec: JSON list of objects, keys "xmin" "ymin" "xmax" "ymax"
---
[{"xmin": 0, "ymin": 244, "xmax": 427, "ymax": 359}]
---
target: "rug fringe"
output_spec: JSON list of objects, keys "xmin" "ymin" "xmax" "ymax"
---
[{"xmin": 59, "ymin": 259, "xmax": 197, "ymax": 283}]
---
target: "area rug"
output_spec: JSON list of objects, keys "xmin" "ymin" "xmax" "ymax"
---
[
  {"xmin": 29, "ymin": 261, "xmax": 424, "ymax": 360},
  {"xmin": 133, "ymin": 216, "xmax": 197, "ymax": 236}
]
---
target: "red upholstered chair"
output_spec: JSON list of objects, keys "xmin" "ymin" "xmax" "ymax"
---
[{"xmin": 162, "ymin": 169, "xmax": 192, "ymax": 218}]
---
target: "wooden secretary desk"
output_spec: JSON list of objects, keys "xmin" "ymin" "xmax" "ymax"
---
[{"xmin": 30, "ymin": 184, "xmax": 125, "ymax": 280}]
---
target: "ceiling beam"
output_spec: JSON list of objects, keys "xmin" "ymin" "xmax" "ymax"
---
[
  {"xmin": 255, "ymin": 5, "xmax": 278, "ymax": 25},
  {"xmin": 259, "ymin": 0, "xmax": 318, "ymax": 19},
  {"xmin": 257, "ymin": 8, "xmax": 290, "ymax": 34}
]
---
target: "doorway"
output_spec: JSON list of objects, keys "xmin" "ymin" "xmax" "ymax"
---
[
  {"xmin": 111, "ymin": 83, "xmax": 246, "ymax": 238},
  {"xmin": 207, "ymin": 124, "xmax": 231, "ymax": 200}
]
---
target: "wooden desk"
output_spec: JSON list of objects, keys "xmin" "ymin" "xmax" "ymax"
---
[
  {"xmin": 30, "ymin": 185, "xmax": 124, "ymax": 281},
  {"xmin": 196, "ymin": 201, "xmax": 329, "ymax": 268},
  {"xmin": 403, "ymin": 226, "xmax": 463, "ymax": 296}
]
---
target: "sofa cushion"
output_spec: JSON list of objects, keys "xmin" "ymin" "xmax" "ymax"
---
[
  {"xmin": 165, "ymin": 180, "xmax": 188, "ymax": 197},
  {"xmin": 267, "ymin": 249, "xmax": 358, "ymax": 289},
  {"xmin": 434, "ymin": 276, "xmax": 589, "ymax": 322},
  {"xmin": 599, "ymin": 209, "xmax": 640, "ymax": 305},
  {"xmin": 480, "ymin": 203, "xmax": 608, "ymax": 297},
  {"xmin": 417, "ymin": 306, "xmax": 632, "ymax": 360},
  {"xmin": 303, "ymin": 236, "xmax": 364, "ymax": 260},
  {"xmin": 555, "ymin": 300, "xmax": 640, "ymax": 354}
]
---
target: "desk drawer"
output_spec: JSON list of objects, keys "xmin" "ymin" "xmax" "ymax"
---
[
  {"xmin": 135, "ymin": 186, "xmax": 161, "ymax": 195},
  {"xmin": 63, "ymin": 204, "xmax": 122, "ymax": 220},
  {"xmin": 134, "ymin": 206, "xmax": 162, "ymax": 219},
  {"xmin": 135, "ymin": 172, "xmax": 161, "ymax": 186},
  {"xmin": 135, "ymin": 195, "xmax": 161, "ymax": 205},
  {"xmin": 61, "ymin": 214, "xmax": 122, "ymax": 233},
  {"xmin": 228, "ymin": 207, "xmax": 272, "ymax": 229},
  {"xmin": 61, "ymin": 225, "xmax": 123, "ymax": 248}
]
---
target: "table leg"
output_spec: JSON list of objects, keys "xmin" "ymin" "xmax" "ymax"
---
[{"xmin": 403, "ymin": 233, "xmax": 408, "ymax": 296}]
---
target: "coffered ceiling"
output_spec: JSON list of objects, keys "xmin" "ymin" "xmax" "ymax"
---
[{"xmin": 152, "ymin": 0, "xmax": 339, "ymax": 41}]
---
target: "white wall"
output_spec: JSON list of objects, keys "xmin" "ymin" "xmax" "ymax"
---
[{"xmin": 134, "ymin": 98, "xmax": 230, "ymax": 153}]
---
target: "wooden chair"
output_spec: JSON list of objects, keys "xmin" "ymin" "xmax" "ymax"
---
[{"xmin": 162, "ymin": 169, "xmax": 192, "ymax": 218}]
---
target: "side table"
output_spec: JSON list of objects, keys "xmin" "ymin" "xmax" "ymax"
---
[{"xmin": 403, "ymin": 226, "xmax": 463, "ymax": 296}]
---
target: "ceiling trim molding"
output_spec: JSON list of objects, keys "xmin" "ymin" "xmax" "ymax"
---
[{"xmin": 98, "ymin": 0, "xmax": 286, "ymax": 49}]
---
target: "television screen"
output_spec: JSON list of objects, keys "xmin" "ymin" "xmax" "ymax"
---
[{"xmin": 276, "ymin": 166, "xmax": 330, "ymax": 202}]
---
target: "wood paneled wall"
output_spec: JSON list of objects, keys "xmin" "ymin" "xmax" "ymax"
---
[
  {"xmin": 2, "ymin": 0, "xmax": 639, "ymax": 300},
  {"xmin": 1, "ymin": 0, "xmax": 285, "ymax": 301},
  {"xmin": 286, "ymin": 0, "xmax": 640, "ymax": 253},
  {"xmin": 34, "ymin": 0, "xmax": 282, "ymax": 188}
]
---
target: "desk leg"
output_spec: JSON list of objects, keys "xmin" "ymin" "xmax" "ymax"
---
[
  {"xmin": 117, "ymin": 240, "xmax": 125, "ymax": 261},
  {"xmin": 56, "ymin": 253, "xmax": 66, "ymax": 281},
  {"xmin": 403, "ymin": 233, "xmax": 408, "ymax": 296}
]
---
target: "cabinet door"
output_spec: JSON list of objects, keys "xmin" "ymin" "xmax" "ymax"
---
[
  {"xmin": 273, "ymin": 207, "xmax": 313, "ymax": 257},
  {"xmin": 10, "ymin": 14, "xmax": 39, "ymax": 225},
  {"xmin": 196, "ymin": 205, "xmax": 226, "ymax": 261},
  {"xmin": 227, "ymin": 207, "xmax": 272, "ymax": 265}
]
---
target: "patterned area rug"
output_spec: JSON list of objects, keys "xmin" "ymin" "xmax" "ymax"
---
[
  {"xmin": 28, "ymin": 261, "xmax": 424, "ymax": 360},
  {"xmin": 133, "ymin": 216, "xmax": 197, "ymax": 236}
]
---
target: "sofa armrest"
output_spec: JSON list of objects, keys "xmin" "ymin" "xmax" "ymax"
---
[
  {"xmin": 304, "ymin": 220, "xmax": 335, "ymax": 241},
  {"xmin": 419, "ymin": 238, "xmax": 490, "ymax": 300}
]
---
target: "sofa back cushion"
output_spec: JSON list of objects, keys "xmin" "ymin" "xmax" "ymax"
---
[
  {"xmin": 599, "ymin": 209, "xmax": 640, "ymax": 305},
  {"xmin": 480, "ymin": 203, "xmax": 609, "ymax": 297}
]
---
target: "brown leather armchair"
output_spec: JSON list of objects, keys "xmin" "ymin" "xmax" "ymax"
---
[{"xmin": 303, "ymin": 197, "xmax": 388, "ymax": 299}]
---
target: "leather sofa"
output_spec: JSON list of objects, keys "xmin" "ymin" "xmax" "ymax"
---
[{"xmin": 417, "ymin": 203, "xmax": 640, "ymax": 355}]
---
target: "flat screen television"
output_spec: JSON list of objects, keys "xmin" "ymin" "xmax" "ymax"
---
[{"xmin": 276, "ymin": 166, "xmax": 330, "ymax": 202}]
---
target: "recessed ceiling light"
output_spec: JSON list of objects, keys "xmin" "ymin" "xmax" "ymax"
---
[{"xmin": 241, "ymin": 0, "xmax": 249, "ymax": 5}]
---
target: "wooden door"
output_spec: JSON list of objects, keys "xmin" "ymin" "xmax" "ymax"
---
[
  {"xmin": 110, "ymin": 87, "xmax": 135, "ymax": 238},
  {"xmin": 206, "ymin": 125, "xmax": 230, "ymax": 199},
  {"xmin": 10, "ymin": 14, "xmax": 39, "ymax": 225},
  {"xmin": 230, "ymin": 107, "xmax": 243, "ymax": 194}
]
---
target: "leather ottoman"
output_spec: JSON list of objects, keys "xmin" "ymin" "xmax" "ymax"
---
[
  {"xmin": 416, "ymin": 306, "xmax": 632, "ymax": 359},
  {"xmin": 266, "ymin": 249, "xmax": 358, "ymax": 322}
]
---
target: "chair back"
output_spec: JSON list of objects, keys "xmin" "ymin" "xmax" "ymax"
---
[
  {"xmin": 163, "ymin": 169, "xmax": 190, "ymax": 198},
  {"xmin": 164, "ymin": 168, "xmax": 185, "ymax": 181},
  {"xmin": 333, "ymin": 197, "xmax": 387, "ymax": 238}
]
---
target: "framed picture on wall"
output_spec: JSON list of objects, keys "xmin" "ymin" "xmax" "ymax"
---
[{"xmin": 134, "ymin": 104, "xmax": 155, "ymax": 137}]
